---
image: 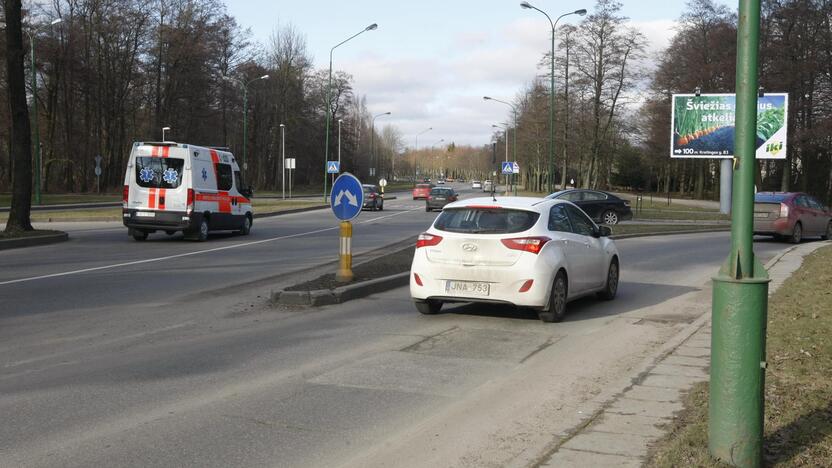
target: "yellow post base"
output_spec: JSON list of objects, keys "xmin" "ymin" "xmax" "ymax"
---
[{"xmin": 335, "ymin": 221, "xmax": 353, "ymax": 283}]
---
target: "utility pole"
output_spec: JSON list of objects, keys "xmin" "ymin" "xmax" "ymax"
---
[{"xmin": 709, "ymin": 0, "xmax": 769, "ymax": 466}]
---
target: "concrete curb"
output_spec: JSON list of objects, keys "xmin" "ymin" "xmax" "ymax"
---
[
  {"xmin": 610, "ymin": 227, "xmax": 729, "ymax": 240},
  {"xmin": 0, "ymin": 231, "xmax": 69, "ymax": 251},
  {"xmin": 272, "ymin": 271, "xmax": 410, "ymax": 306},
  {"xmin": 19, "ymin": 205, "xmax": 330, "ymax": 223}
]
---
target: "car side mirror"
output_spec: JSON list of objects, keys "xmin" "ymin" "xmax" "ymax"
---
[{"xmin": 598, "ymin": 226, "xmax": 612, "ymax": 237}]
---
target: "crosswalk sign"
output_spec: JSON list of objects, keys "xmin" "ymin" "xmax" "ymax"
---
[
  {"xmin": 327, "ymin": 161, "xmax": 340, "ymax": 174},
  {"xmin": 501, "ymin": 161, "xmax": 513, "ymax": 174}
]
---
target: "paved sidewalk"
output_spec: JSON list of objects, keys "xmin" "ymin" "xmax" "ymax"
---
[{"xmin": 537, "ymin": 241, "xmax": 830, "ymax": 467}]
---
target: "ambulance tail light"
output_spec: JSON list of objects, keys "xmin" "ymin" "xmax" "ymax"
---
[
  {"xmin": 187, "ymin": 188, "xmax": 195, "ymax": 213},
  {"xmin": 122, "ymin": 185, "xmax": 129, "ymax": 207}
]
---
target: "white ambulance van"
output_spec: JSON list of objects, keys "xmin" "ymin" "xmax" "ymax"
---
[{"xmin": 122, "ymin": 141, "xmax": 253, "ymax": 241}]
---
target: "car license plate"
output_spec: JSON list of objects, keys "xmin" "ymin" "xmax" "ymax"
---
[
  {"xmin": 435, "ymin": 197, "xmax": 445, "ymax": 200},
  {"xmin": 445, "ymin": 280, "xmax": 490, "ymax": 296},
  {"xmin": 753, "ymin": 212, "xmax": 768, "ymax": 218},
  {"xmin": 135, "ymin": 211, "xmax": 155, "ymax": 218}
]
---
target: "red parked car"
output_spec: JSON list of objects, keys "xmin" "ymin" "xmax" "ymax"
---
[
  {"xmin": 754, "ymin": 192, "xmax": 832, "ymax": 243},
  {"xmin": 412, "ymin": 183, "xmax": 434, "ymax": 200}
]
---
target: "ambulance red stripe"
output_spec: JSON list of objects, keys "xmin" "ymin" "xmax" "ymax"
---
[{"xmin": 148, "ymin": 188, "xmax": 157, "ymax": 209}]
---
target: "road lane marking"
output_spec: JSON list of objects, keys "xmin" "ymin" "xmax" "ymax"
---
[{"xmin": 0, "ymin": 207, "xmax": 422, "ymax": 287}]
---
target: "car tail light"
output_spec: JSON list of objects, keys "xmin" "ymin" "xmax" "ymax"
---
[
  {"xmin": 416, "ymin": 233, "xmax": 443, "ymax": 248},
  {"xmin": 187, "ymin": 188, "xmax": 195, "ymax": 213},
  {"xmin": 518, "ymin": 279, "xmax": 534, "ymax": 293},
  {"xmin": 780, "ymin": 203, "xmax": 789, "ymax": 218},
  {"xmin": 414, "ymin": 273, "xmax": 423, "ymax": 286},
  {"xmin": 122, "ymin": 185, "xmax": 129, "ymax": 207},
  {"xmin": 501, "ymin": 236, "xmax": 551, "ymax": 255}
]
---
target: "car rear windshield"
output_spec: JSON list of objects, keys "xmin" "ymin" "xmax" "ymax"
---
[
  {"xmin": 135, "ymin": 157, "xmax": 184, "ymax": 188},
  {"xmin": 416, "ymin": 184, "xmax": 431, "ymax": 189},
  {"xmin": 434, "ymin": 208, "xmax": 540, "ymax": 234},
  {"xmin": 755, "ymin": 193, "xmax": 788, "ymax": 203},
  {"xmin": 431, "ymin": 188, "xmax": 452, "ymax": 195}
]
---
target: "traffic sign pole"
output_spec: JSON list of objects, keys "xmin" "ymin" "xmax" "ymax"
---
[
  {"xmin": 709, "ymin": 0, "xmax": 769, "ymax": 466},
  {"xmin": 336, "ymin": 221, "xmax": 354, "ymax": 282}
]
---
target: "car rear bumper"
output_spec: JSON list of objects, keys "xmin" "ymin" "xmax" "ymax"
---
[
  {"xmin": 410, "ymin": 254, "xmax": 553, "ymax": 308},
  {"xmin": 123, "ymin": 209, "xmax": 199, "ymax": 231},
  {"xmin": 754, "ymin": 217, "xmax": 793, "ymax": 235}
]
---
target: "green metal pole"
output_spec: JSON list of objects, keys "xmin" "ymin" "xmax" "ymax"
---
[
  {"xmin": 709, "ymin": 0, "xmax": 769, "ymax": 466},
  {"xmin": 30, "ymin": 36, "xmax": 41, "ymax": 205}
]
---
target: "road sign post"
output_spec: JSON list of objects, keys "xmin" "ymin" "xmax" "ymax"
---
[
  {"xmin": 330, "ymin": 172, "xmax": 363, "ymax": 283},
  {"xmin": 709, "ymin": 0, "xmax": 770, "ymax": 466}
]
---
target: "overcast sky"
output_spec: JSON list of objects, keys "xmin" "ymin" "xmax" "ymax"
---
[{"xmin": 225, "ymin": 0, "xmax": 735, "ymax": 148}]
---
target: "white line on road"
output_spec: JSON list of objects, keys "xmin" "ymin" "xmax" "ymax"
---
[{"xmin": 0, "ymin": 207, "xmax": 422, "ymax": 287}]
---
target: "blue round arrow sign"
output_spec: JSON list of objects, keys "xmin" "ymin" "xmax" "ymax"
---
[{"xmin": 330, "ymin": 172, "xmax": 364, "ymax": 221}]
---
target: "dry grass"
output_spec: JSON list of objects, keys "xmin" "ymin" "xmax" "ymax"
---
[{"xmin": 647, "ymin": 244, "xmax": 832, "ymax": 467}]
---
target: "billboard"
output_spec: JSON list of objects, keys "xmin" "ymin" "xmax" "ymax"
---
[{"xmin": 670, "ymin": 93, "xmax": 788, "ymax": 159}]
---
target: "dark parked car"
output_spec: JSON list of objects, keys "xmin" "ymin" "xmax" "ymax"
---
[
  {"xmin": 362, "ymin": 184, "xmax": 384, "ymax": 211},
  {"xmin": 425, "ymin": 187, "xmax": 458, "ymax": 212},
  {"xmin": 545, "ymin": 189, "xmax": 632, "ymax": 225},
  {"xmin": 754, "ymin": 192, "xmax": 831, "ymax": 243}
]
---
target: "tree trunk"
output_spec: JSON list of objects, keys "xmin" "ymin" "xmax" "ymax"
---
[{"xmin": 4, "ymin": 0, "xmax": 34, "ymax": 233}]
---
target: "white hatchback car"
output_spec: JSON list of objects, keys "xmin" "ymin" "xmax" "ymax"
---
[
  {"xmin": 410, "ymin": 197, "xmax": 620, "ymax": 322},
  {"xmin": 471, "ymin": 180, "xmax": 482, "ymax": 189}
]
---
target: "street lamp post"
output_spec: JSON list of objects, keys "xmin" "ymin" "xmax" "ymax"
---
[
  {"xmin": 280, "ymin": 123, "xmax": 286, "ymax": 199},
  {"xmin": 432, "ymin": 138, "xmax": 445, "ymax": 177},
  {"xmin": 337, "ymin": 119, "xmax": 343, "ymax": 166},
  {"xmin": 415, "ymin": 127, "xmax": 432, "ymax": 179},
  {"xmin": 162, "ymin": 126, "xmax": 171, "ymax": 141},
  {"xmin": 370, "ymin": 112, "xmax": 391, "ymax": 180},
  {"xmin": 324, "ymin": 23, "xmax": 378, "ymax": 202},
  {"xmin": 485, "ymin": 96, "xmax": 520, "ymax": 195},
  {"xmin": 521, "ymin": 2, "xmax": 586, "ymax": 192},
  {"xmin": 225, "ymin": 74, "xmax": 269, "ymax": 171},
  {"xmin": 26, "ymin": 18, "xmax": 62, "ymax": 205}
]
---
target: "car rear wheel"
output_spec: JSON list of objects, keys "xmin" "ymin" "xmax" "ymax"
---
[
  {"xmin": 415, "ymin": 300, "xmax": 442, "ymax": 315},
  {"xmin": 189, "ymin": 219, "xmax": 209, "ymax": 242},
  {"xmin": 597, "ymin": 259, "xmax": 619, "ymax": 300},
  {"xmin": 602, "ymin": 210, "xmax": 619, "ymax": 225},
  {"xmin": 132, "ymin": 230, "xmax": 149, "ymax": 241},
  {"xmin": 822, "ymin": 222, "xmax": 831, "ymax": 241},
  {"xmin": 539, "ymin": 271, "xmax": 567, "ymax": 323},
  {"xmin": 790, "ymin": 222, "xmax": 802, "ymax": 244},
  {"xmin": 425, "ymin": 205, "xmax": 431, "ymax": 212}
]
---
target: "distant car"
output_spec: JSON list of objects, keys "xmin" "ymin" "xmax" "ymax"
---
[
  {"xmin": 482, "ymin": 180, "xmax": 494, "ymax": 192},
  {"xmin": 471, "ymin": 180, "xmax": 482, "ymax": 189},
  {"xmin": 754, "ymin": 192, "xmax": 831, "ymax": 243},
  {"xmin": 426, "ymin": 187, "xmax": 458, "ymax": 212},
  {"xmin": 545, "ymin": 189, "xmax": 632, "ymax": 225},
  {"xmin": 362, "ymin": 184, "xmax": 384, "ymax": 211},
  {"xmin": 436, "ymin": 179, "xmax": 445, "ymax": 185},
  {"xmin": 410, "ymin": 197, "xmax": 620, "ymax": 322},
  {"xmin": 412, "ymin": 183, "xmax": 434, "ymax": 200}
]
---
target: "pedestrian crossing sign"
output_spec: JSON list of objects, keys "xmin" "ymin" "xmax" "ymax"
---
[
  {"xmin": 501, "ymin": 161, "xmax": 513, "ymax": 174},
  {"xmin": 327, "ymin": 161, "xmax": 340, "ymax": 174}
]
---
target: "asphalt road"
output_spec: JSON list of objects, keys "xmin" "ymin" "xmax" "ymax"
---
[{"xmin": 0, "ymin": 184, "xmax": 795, "ymax": 467}]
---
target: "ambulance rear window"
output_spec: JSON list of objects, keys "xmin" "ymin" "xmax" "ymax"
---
[{"xmin": 135, "ymin": 157, "xmax": 184, "ymax": 189}]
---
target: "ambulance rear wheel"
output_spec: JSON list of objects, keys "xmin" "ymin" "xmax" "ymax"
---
[
  {"xmin": 195, "ymin": 219, "xmax": 209, "ymax": 242},
  {"xmin": 237, "ymin": 215, "xmax": 252, "ymax": 235},
  {"xmin": 132, "ymin": 230, "xmax": 149, "ymax": 241},
  {"xmin": 165, "ymin": 230, "xmax": 176, "ymax": 236}
]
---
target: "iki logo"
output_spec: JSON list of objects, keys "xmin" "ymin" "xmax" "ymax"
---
[{"xmin": 766, "ymin": 141, "xmax": 783, "ymax": 156}]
